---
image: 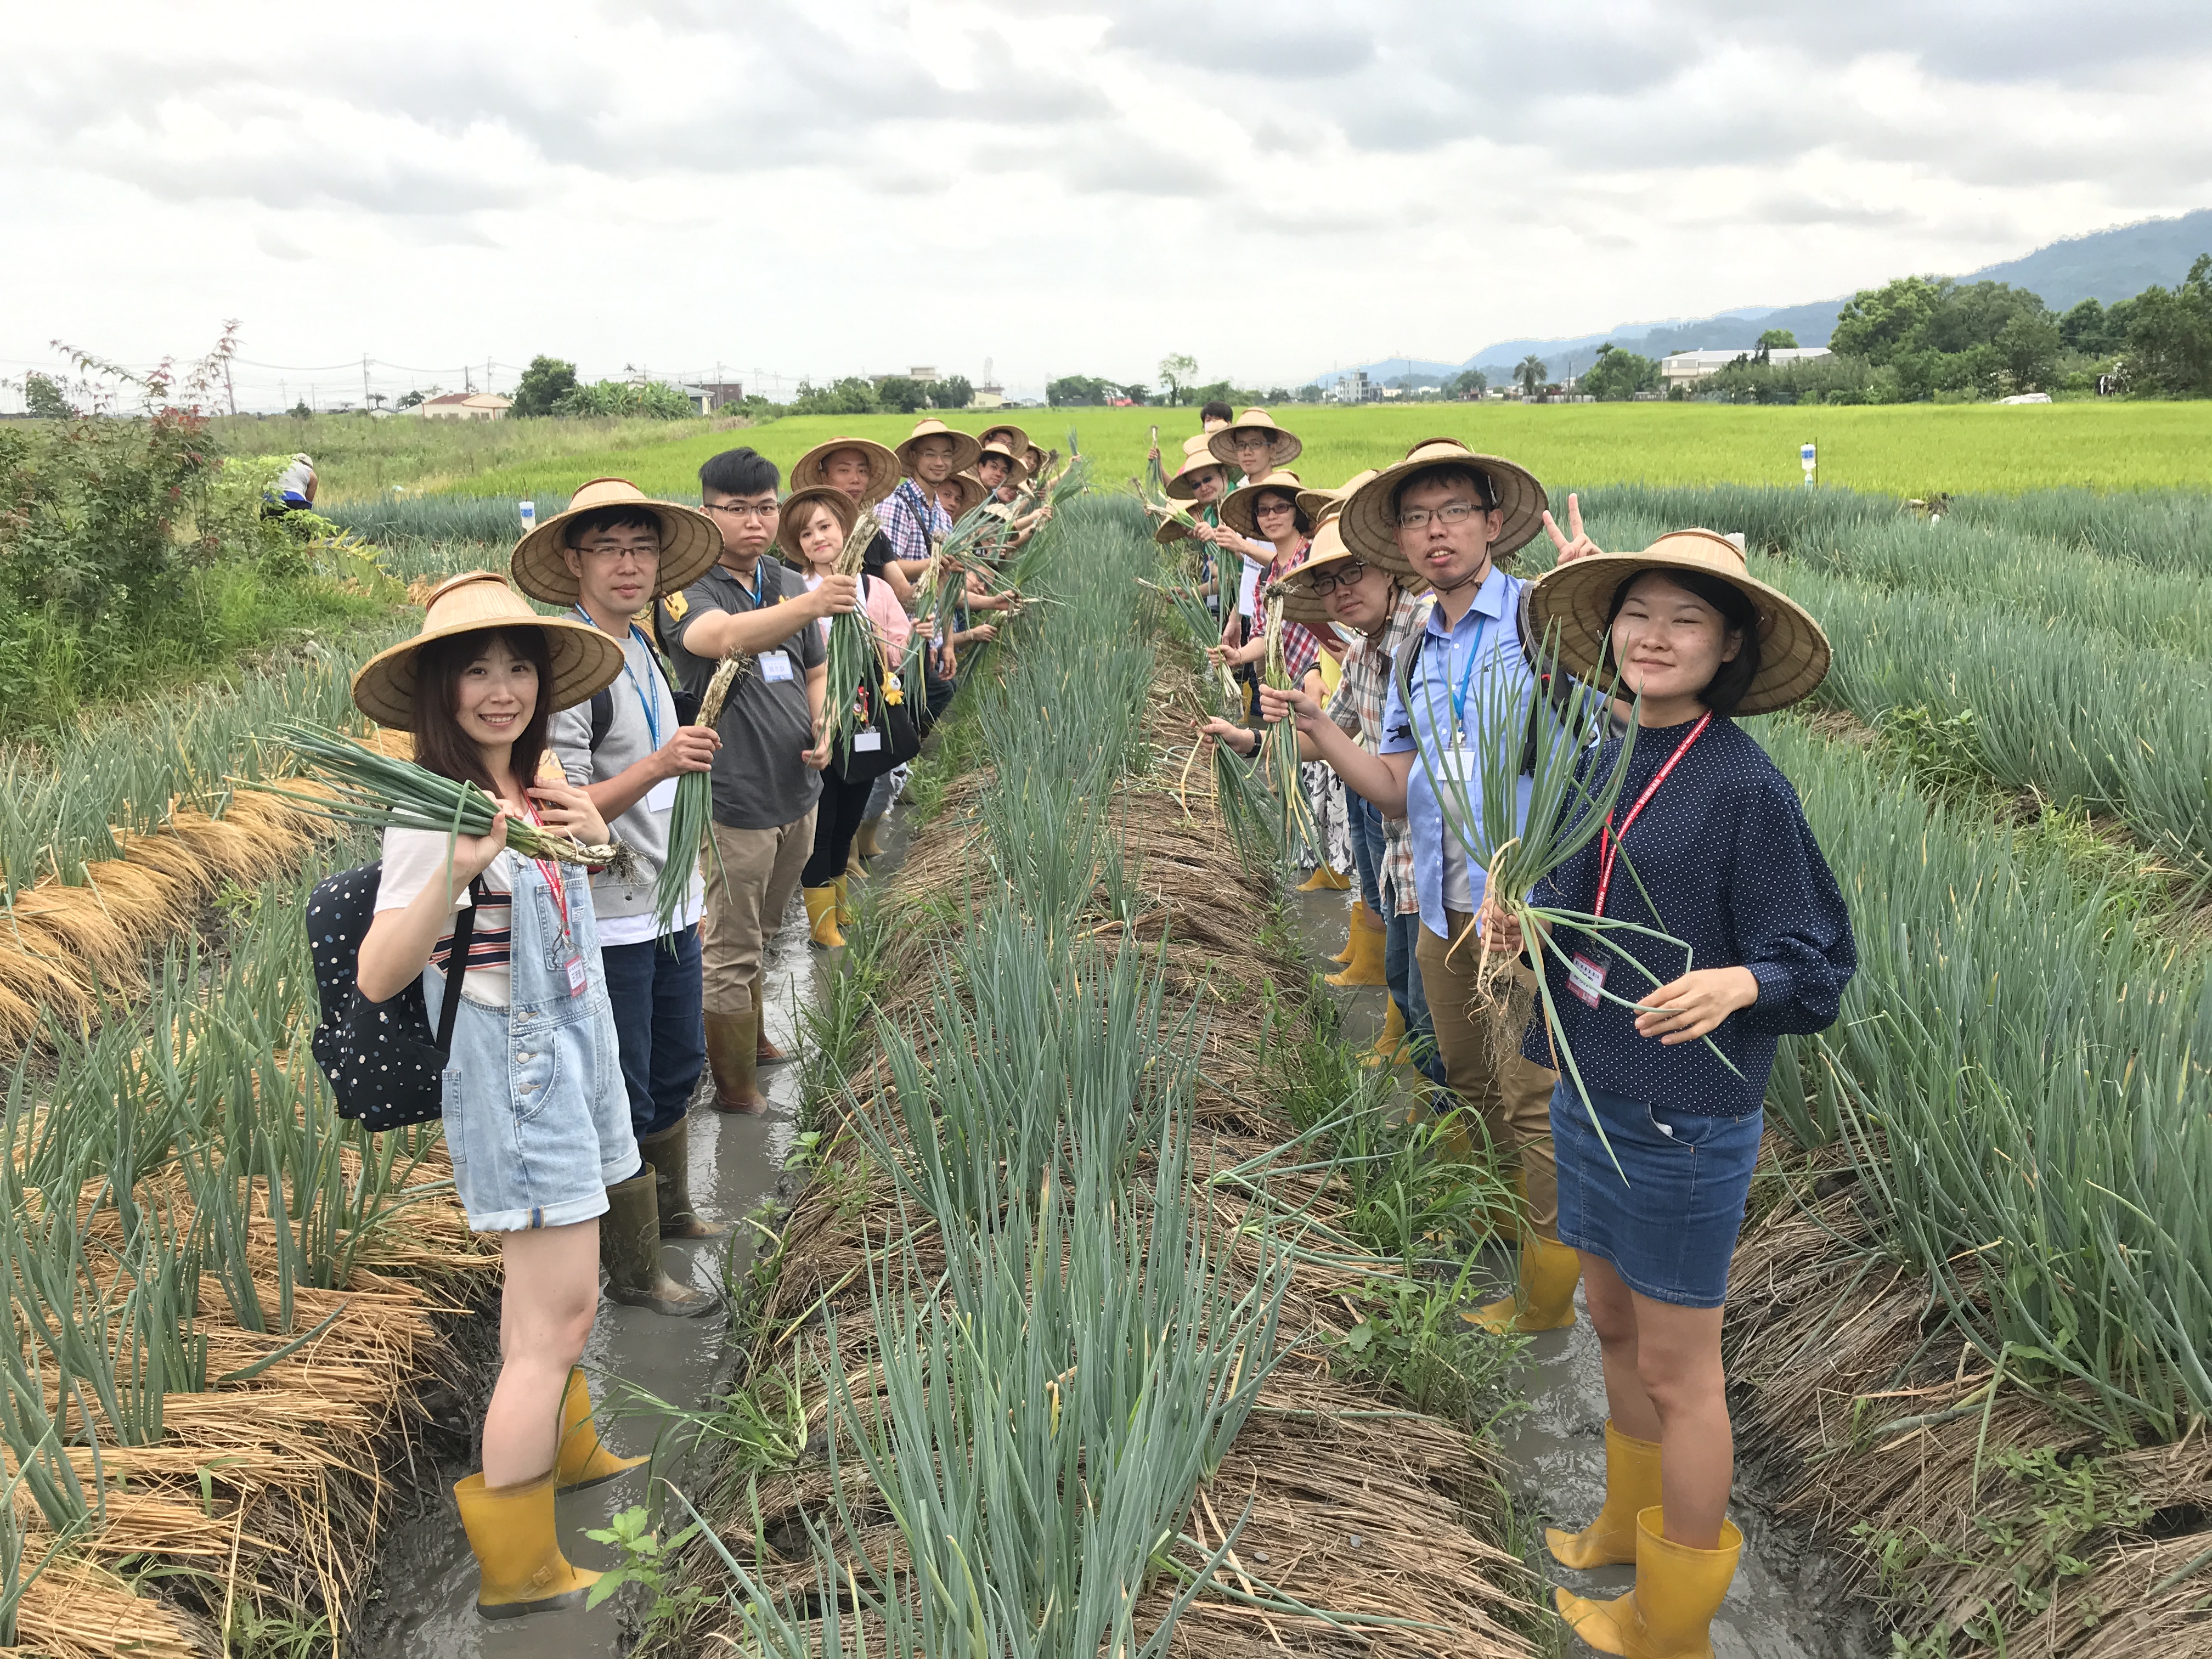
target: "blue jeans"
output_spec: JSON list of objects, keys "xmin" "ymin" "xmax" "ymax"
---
[
  {"xmin": 1347, "ymin": 795, "xmax": 1446, "ymax": 1087},
  {"xmin": 599, "ymin": 924, "xmax": 706, "ymax": 1139}
]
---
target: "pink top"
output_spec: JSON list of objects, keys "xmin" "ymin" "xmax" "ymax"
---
[{"xmin": 806, "ymin": 570, "xmax": 912, "ymax": 654}]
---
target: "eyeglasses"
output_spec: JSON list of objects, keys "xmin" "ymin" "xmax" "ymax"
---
[
  {"xmin": 706, "ymin": 501, "xmax": 779, "ymax": 520},
  {"xmin": 1395, "ymin": 499, "xmax": 1489, "ymax": 531},
  {"xmin": 1254, "ymin": 499, "xmax": 1296, "ymax": 516},
  {"xmin": 1305, "ymin": 561, "xmax": 1370, "ymax": 596}
]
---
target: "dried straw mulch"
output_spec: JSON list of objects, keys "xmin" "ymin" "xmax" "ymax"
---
[{"xmin": 1726, "ymin": 1136, "xmax": 2212, "ymax": 1657}]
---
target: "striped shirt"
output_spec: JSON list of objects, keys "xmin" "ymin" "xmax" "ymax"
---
[
  {"xmin": 375, "ymin": 832, "xmax": 519, "ymax": 1008},
  {"xmin": 874, "ymin": 477, "xmax": 951, "ymax": 566},
  {"xmin": 1326, "ymin": 586, "xmax": 1433, "ymax": 916},
  {"xmin": 1251, "ymin": 540, "xmax": 1322, "ymax": 683}
]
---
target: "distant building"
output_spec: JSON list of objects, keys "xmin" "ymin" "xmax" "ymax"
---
[
  {"xmin": 690, "ymin": 380, "xmax": 745, "ymax": 412},
  {"xmin": 419, "ymin": 392, "xmax": 514, "ymax": 421},
  {"xmin": 973, "ymin": 382, "xmax": 1007, "ymax": 409},
  {"xmin": 1660, "ymin": 347, "xmax": 1830, "ymax": 393},
  {"xmin": 868, "ymin": 365, "xmax": 939, "ymax": 389},
  {"xmin": 1327, "ymin": 369, "xmax": 1373, "ymax": 405}
]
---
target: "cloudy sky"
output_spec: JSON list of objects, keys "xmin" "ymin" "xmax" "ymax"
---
[{"xmin": 3, "ymin": 0, "xmax": 2207, "ymax": 408}]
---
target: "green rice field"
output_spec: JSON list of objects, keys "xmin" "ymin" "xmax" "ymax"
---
[{"xmin": 399, "ymin": 402, "xmax": 2212, "ymax": 507}]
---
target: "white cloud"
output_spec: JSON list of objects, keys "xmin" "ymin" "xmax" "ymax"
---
[{"xmin": 0, "ymin": 0, "xmax": 2204, "ymax": 405}]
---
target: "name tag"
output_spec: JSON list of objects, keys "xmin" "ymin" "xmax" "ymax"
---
[
  {"xmin": 1567, "ymin": 951, "xmax": 1607, "ymax": 1009},
  {"xmin": 759, "ymin": 650, "xmax": 794, "ymax": 682},
  {"xmin": 563, "ymin": 952, "xmax": 589, "ymax": 996},
  {"xmin": 645, "ymin": 777, "xmax": 679, "ymax": 813},
  {"xmin": 853, "ymin": 730, "xmax": 883, "ymax": 752}
]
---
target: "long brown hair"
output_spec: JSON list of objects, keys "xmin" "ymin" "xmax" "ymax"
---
[{"xmin": 410, "ymin": 626, "xmax": 554, "ymax": 795}]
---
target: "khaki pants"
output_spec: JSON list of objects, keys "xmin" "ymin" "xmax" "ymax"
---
[
  {"xmin": 1417, "ymin": 909, "xmax": 1562, "ymax": 1239},
  {"xmin": 702, "ymin": 810, "xmax": 816, "ymax": 1019}
]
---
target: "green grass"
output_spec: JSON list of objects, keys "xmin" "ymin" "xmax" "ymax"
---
[
  {"xmin": 435, "ymin": 403, "xmax": 2212, "ymax": 503},
  {"xmin": 211, "ymin": 410, "xmax": 729, "ymax": 501}
]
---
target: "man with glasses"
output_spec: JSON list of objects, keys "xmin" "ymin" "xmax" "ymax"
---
[
  {"xmin": 1262, "ymin": 439, "xmax": 1600, "ymax": 1336},
  {"xmin": 661, "ymin": 447, "xmax": 856, "ymax": 1115}
]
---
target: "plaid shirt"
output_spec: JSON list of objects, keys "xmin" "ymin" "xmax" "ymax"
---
[
  {"xmin": 1327, "ymin": 586, "xmax": 1432, "ymax": 916},
  {"xmin": 1252, "ymin": 540, "xmax": 1323, "ymax": 682},
  {"xmin": 875, "ymin": 477, "xmax": 951, "ymax": 566}
]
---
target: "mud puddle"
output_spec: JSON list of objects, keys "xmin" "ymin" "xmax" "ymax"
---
[
  {"xmin": 1285, "ymin": 882, "xmax": 1881, "ymax": 1658},
  {"xmin": 353, "ymin": 808, "xmax": 922, "ymax": 1659}
]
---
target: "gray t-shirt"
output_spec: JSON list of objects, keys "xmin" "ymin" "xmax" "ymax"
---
[
  {"xmin": 662, "ymin": 559, "xmax": 825, "ymax": 831},
  {"xmin": 548, "ymin": 623, "xmax": 700, "ymax": 946}
]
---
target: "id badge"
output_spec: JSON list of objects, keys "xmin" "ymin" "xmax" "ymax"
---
[
  {"xmin": 1567, "ymin": 952, "xmax": 1607, "ymax": 1009},
  {"xmin": 758, "ymin": 650, "xmax": 794, "ymax": 682},
  {"xmin": 645, "ymin": 777, "xmax": 679, "ymax": 813},
  {"xmin": 853, "ymin": 730, "xmax": 884, "ymax": 752},
  {"xmin": 563, "ymin": 952, "xmax": 589, "ymax": 996}
]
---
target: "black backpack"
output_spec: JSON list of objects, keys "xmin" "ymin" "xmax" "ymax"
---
[{"xmin": 307, "ymin": 861, "xmax": 484, "ymax": 1132}]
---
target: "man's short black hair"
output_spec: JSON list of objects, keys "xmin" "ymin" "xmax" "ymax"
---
[
  {"xmin": 561, "ymin": 505, "xmax": 662, "ymax": 549},
  {"xmin": 1600, "ymin": 567, "xmax": 1764, "ymax": 716},
  {"xmin": 699, "ymin": 447, "xmax": 779, "ymax": 499},
  {"xmin": 1200, "ymin": 400, "xmax": 1234, "ymax": 425}
]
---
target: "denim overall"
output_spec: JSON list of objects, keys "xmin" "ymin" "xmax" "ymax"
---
[{"xmin": 427, "ymin": 851, "xmax": 639, "ymax": 1233}]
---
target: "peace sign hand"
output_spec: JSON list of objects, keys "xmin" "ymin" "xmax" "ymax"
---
[{"xmin": 1541, "ymin": 493, "xmax": 1603, "ymax": 565}]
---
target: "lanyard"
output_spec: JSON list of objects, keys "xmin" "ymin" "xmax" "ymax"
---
[
  {"xmin": 573, "ymin": 606, "xmax": 665, "ymax": 749},
  {"xmin": 519, "ymin": 799, "xmax": 574, "ymax": 943},
  {"xmin": 1446, "ymin": 616, "xmax": 1492, "ymax": 742},
  {"xmin": 1593, "ymin": 712, "xmax": 1712, "ymax": 919}
]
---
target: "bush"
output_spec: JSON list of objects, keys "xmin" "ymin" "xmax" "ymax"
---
[
  {"xmin": 552, "ymin": 379, "xmax": 693, "ymax": 419},
  {"xmin": 790, "ymin": 376, "xmax": 881, "ymax": 416}
]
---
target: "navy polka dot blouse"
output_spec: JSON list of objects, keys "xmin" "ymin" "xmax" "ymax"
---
[{"xmin": 1521, "ymin": 715, "xmax": 1857, "ymax": 1116}]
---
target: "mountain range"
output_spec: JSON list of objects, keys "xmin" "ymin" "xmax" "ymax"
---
[{"xmin": 1310, "ymin": 208, "xmax": 2212, "ymax": 388}]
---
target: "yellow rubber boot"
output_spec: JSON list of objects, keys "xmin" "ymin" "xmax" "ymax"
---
[
  {"xmin": 1297, "ymin": 864, "xmax": 1351, "ymax": 892},
  {"xmin": 1466, "ymin": 1232, "xmax": 1582, "ymax": 1334},
  {"xmin": 1555, "ymin": 1506, "xmax": 1743, "ymax": 1658},
  {"xmin": 453, "ymin": 1470, "xmax": 599, "ymax": 1620},
  {"xmin": 855, "ymin": 815, "xmax": 884, "ymax": 861},
  {"xmin": 1329, "ymin": 898, "xmax": 1370, "ymax": 964},
  {"xmin": 803, "ymin": 885, "xmax": 845, "ymax": 949},
  {"xmin": 1545, "ymin": 1421, "xmax": 1661, "ymax": 1567},
  {"xmin": 833, "ymin": 874, "xmax": 854, "ymax": 926},
  {"xmin": 1362, "ymin": 1000, "xmax": 1408, "ymax": 1070},
  {"xmin": 1324, "ymin": 913, "xmax": 1387, "ymax": 988},
  {"xmin": 554, "ymin": 1368, "xmax": 648, "ymax": 1491}
]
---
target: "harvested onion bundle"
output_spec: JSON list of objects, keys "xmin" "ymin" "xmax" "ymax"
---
[{"xmin": 653, "ymin": 650, "xmax": 752, "ymax": 931}]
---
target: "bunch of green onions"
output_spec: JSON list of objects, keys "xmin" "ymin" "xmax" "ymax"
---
[
  {"xmin": 1258, "ymin": 599, "xmax": 1319, "ymax": 866},
  {"xmin": 822, "ymin": 509, "xmax": 890, "ymax": 764},
  {"xmin": 1141, "ymin": 568, "xmax": 1278, "ymax": 862},
  {"xmin": 1395, "ymin": 628, "xmax": 1735, "ymax": 1173},
  {"xmin": 654, "ymin": 651, "xmax": 752, "ymax": 931},
  {"xmin": 257, "ymin": 721, "xmax": 636, "ymax": 881}
]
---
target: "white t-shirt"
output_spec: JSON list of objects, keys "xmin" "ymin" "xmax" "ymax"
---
[{"xmin": 374, "ymin": 831, "xmax": 519, "ymax": 1009}]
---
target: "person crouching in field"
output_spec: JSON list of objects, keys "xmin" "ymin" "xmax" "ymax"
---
[
  {"xmin": 511, "ymin": 478, "xmax": 728, "ymax": 1321},
  {"xmin": 349, "ymin": 572, "xmax": 640, "ymax": 1619},
  {"xmin": 1481, "ymin": 531, "xmax": 1853, "ymax": 1656}
]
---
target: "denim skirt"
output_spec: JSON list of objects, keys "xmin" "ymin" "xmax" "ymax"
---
[{"xmin": 1551, "ymin": 1080, "xmax": 1762, "ymax": 1308}]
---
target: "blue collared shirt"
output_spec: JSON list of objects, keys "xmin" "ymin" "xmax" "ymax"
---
[{"xmin": 1377, "ymin": 565, "xmax": 1536, "ymax": 940}]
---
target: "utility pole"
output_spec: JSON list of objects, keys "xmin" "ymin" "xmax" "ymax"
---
[
  {"xmin": 363, "ymin": 353, "xmax": 372, "ymax": 409},
  {"xmin": 224, "ymin": 358, "xmax": 237, "ymax": 417},
  {"xmin": 280, "ymin": 379, "xmax": 287, "ymax": 413}
]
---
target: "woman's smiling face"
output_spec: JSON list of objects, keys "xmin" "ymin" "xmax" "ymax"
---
[
  {"xmin": 455, "ymin": 637, "xmax": 539, "ymax": 746},
  {"xmin": 1609, "ymin": 572, "xmax": 1740, "ymax": 708}
]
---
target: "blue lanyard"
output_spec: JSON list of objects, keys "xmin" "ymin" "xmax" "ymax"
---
[
  {"xmin": 1446, "ymin": 615, "xmax": 1492, "ymax": 742},
  {"xmin": 573, "ymin": 605, "xmax": 664, "ymax": 748}
]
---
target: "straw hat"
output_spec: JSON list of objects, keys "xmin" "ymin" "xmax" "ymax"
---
[
  {"xmin": 939, "ymin": 470, "xmax": 989, "ymax": 520},
  {"xmin": 1153, "ymin": 499, "xmax": 1211, "ymax": 545},
  {"xmin": 1528, "ymin": 529, "xmax": 1832, "ymax": 716},
  {"xmin": 1208, "ymin": 408, "xmax": 1303, "ymax": 470},
  {"xmin": 1338, "ymin": 438, "xmax": 1548, "ymax": 576},
  {"xmin": 1272, "ymin": 512, "xmax": 1368, "ymax": 628},
  {"xmin": 975, "ymin": 439, "xmax": 1031, "ymax": 488},
  {"xmin": 1022, "ymin": 442, "xmax": 1047, "ymax": 473},
  {"xmin": 1296, "ymin": 468, "xmax": 1378, "ymax": 524},
  {"xmin": 895, "ymin": 417, "xmax": 983, "ymax": 476},
  {"xmin": 787, "ymin": 436, "xmax": 902, "ymax": 506},
  {"xmin": 775, "ymin": 486, "xmax": 859, "ymax": 563},
  {"xmin": 352, "ymin": 572, "xmax": 624, "ymax": 732},
  {"xmin": 509, "ymin": 477, "xmax": 720, "ymax": 607},
  {"xmin": 1218, "ymin": 471, "xmax": 1307, "ymax": 539},
  {"xmin": 978, "ymin": 422, "xmax": 1031, "ymax": 459},
  {"xmin": 1165, "ymin": 437, "xmax": 1231, "ymax": 501}
]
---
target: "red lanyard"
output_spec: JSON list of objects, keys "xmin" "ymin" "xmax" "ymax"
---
[
  {"xmin": 1592, "ymin": 712, "xmax": 1710, "ymax": 919},
  {"xmin": 520, "ymin": 799, "xmax": 573, "ymax": 941}
]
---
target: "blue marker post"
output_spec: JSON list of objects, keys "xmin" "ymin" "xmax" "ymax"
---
[
  {"xmin": 1799, "ymin": 442, "xmax": 1816, "ymax": 490},
  {"xmin": 519, "ymin": 500, "xmax": 537, "ymax": 532}
]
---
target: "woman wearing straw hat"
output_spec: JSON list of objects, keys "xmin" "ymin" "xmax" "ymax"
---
[
  {"xmin": 1476, "ymin": 531, "xmax": 1855, "ymax": 1657},
  {"xmin": 776, "ymin": 485, "xmax": 914, "ymax": 943},
  {"xmin": 1161, "ymin": 435, "xmax": 1229, "ymax": 618},
  {"xmin": 1262, "ymin": 440, "xmax": 1599, "ymax": 1337},
  {"xmin": 350, "ymin": 571, "xmax": 640, "ymax": 1619},
  {"xmin": 517, "ymin": 479, "xmax": 726, "ymax": 1322},
  {"xmin": 787, "ymin": 434, "xmax": 919, "ymax": 604}
]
